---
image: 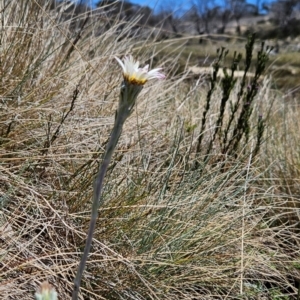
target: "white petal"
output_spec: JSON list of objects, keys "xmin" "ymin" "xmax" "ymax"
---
[
  {"xmin": 115, "ymin": 56, "xmax": 126, "ymax": 73},
  {"xmin": 115, "ymin": 55, "xmax": 165, "ymax": 84},
  {"xmin": 141, "ymin": 65, "xmax": 149, "ymax": 73},
  {"xmin": 147, "ymin": 68, "xmax": 165, "ymax": 79}
]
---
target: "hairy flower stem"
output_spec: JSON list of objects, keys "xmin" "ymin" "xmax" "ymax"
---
[
  {"xmin": 71, "ymin": 54, "xmax": 164, "ymax": 299},
  {"xmin": 72, "ymin": 96, "xmax": 130, "ymax": 300}
]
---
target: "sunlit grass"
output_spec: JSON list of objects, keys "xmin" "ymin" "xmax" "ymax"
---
[{"xmin": 0, "ymin": 1, "xmax": 299, "ymax": 299}]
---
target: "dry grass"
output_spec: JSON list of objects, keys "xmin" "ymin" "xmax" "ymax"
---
[{"xmin": 0, "ymin": 1, "xmax": 299, "ymax": 299}]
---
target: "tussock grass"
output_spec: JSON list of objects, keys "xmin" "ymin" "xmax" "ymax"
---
[{"xmin": 0, "ymin": 1, "xmax": 299, "ymax": 299}]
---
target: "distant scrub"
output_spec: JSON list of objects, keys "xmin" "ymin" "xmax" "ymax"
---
[{"xmin": 0, "ymin": 1, "xmax": 299, "ymax": 299}]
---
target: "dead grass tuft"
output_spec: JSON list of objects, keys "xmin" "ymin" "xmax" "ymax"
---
[{"xmin": 0, "ymin": 1, "xmax": 299, "ymax": 299}]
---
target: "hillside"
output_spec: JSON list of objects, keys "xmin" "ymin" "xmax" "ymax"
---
[{"xmin": 0, "ymin": 1, "xmax": 300, "ymax": 299}]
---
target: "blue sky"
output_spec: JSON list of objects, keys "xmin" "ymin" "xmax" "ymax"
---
[
  {"xmin": 85, "ymin": 0, "xmax": 192, "ymax": 12},
  {"xmin": 125, "ymin": 0, "xmax": 192, "ymax": 11},
  {"xmin": 84, "ymin": 0, "xmax": 269, "ymax": 14}
]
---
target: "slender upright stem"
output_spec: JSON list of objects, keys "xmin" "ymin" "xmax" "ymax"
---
[
  {"xmin": 69, "ymin": 53, "xmax": 164, "ymax": 299},
  {"xmin": 72, "ymin": 110, "xmax": 127, "ymax": 300}
]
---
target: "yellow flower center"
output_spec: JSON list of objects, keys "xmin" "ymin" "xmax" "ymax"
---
[{"xmin": 124, "ymin": 73, "xmax": 147, "ymax": 85}]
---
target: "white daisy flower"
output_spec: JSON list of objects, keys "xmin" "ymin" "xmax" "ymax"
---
[
  {"xmin": 115, "ymin": 55, "xmax": 165, "ymax": 85},
  {"xmin": 35, "ymin": 282, "xmax": 57, "ymax": 300}
]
